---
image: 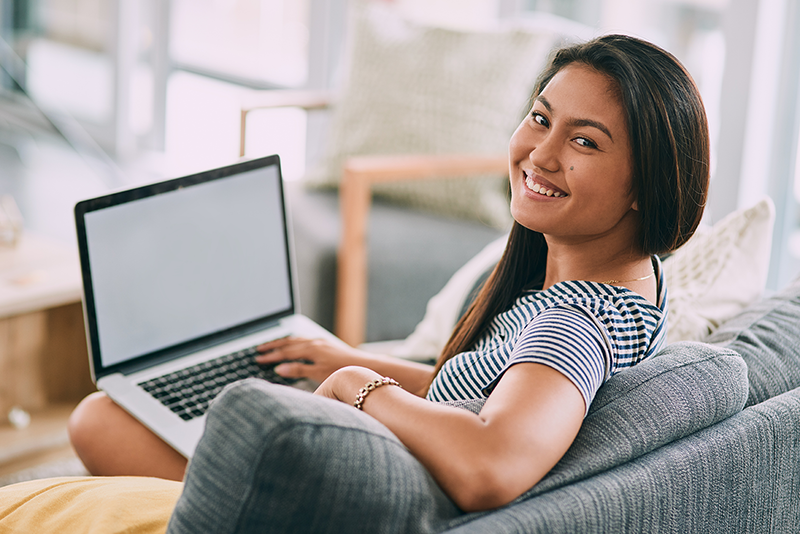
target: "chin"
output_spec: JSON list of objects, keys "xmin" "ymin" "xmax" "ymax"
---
[
  {"xmin": 509, "ymin": 200, "xmax": 540, "ymax": 231},
  {"xmin": 510, "ymin": 212, "xmax": 547, "ymax": 235}
]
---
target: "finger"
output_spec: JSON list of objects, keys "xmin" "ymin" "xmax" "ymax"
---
[
  {"xmin": 255, "ymin": 350, "xmax": 285, "ymax": 363},
  {"xmin": 273, "ymin": 362, "xmax": 312, "ymax": 379},
  {"xmin": 255, "ymin": 342, "xmax": 315, "ymax": 363},
  {"xmin": 256, "ymin": 336, "xmax": 302, "ymax": 352},
  {"xmin": 255, "ymin": 338, "xmax": 304, "ymax": 362}
]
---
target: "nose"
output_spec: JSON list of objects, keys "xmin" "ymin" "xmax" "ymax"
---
[{"xmin": 529, "ymin": 131, "xmax": 561, "ymax": 173}]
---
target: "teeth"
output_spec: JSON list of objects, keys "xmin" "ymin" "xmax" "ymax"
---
[{"xmin": 524, "ymin": 172, "xmax": 567, "ymax": 198}]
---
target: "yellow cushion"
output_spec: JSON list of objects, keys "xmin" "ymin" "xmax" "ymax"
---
[{"xmin": 0, "ymin": 476, "xmax": 182, "ymax": 534}]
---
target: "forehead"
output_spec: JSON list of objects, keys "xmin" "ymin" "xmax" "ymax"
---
[{"xmin": 538, "ymin": 64, "xmax": 627, "ymax": 135}]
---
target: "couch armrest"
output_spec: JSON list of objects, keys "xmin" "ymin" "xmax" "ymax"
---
[
  {"xmin": 337, "ymin": 154, "xmax": 508, "ymax": 345},
  {"xmin": 239, "ymin": 90, "xmax": 332, "ymax": 157}
]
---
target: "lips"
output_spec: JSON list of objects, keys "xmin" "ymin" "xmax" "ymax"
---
[{"xmin": 523, "ymin": 170, "xmax": 568, "ymax": 198}]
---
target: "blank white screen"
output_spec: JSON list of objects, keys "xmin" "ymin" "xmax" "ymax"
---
[{"xmin": 84, "ymin": 164, "xmax": 292, "ymax": 367}]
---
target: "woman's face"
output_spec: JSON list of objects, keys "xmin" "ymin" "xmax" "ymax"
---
[{"xmin": 508, "ymin": 63, "xmax": 637, "ymax": 246}]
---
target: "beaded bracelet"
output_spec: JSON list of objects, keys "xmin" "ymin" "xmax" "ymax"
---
[{"xmin": 353, "ymin": 377, "xmax": 402, "ymax": 410}]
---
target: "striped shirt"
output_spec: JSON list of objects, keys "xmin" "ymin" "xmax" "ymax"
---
[{"xmin": 427, "ymin": 256, "xmax": 667, "ymax": 416}]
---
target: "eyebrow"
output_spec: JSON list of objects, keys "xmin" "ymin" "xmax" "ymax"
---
[{"xmin": 536, "ymin": 96, "xmax": 614, "ymax": 142}]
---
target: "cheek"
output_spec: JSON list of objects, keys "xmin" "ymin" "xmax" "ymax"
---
[{"xmin": 571, "ymin": 166, "xmax": 635, "ymax": 210}]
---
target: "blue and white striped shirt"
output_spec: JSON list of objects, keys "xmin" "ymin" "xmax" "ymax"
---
[{"xmin": 427, "ymin": 257, "xmax": 667, "ymax": 415}]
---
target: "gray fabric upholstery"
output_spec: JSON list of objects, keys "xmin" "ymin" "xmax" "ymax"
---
[
  {"xmin": 446, "ymin": 387, "xmax": 800, "ymax": 533},
  {"xmin": 166, "ymin": 273, "xmax": 800, "ymax": 533},
  {"xmin": 168, "ymin": 342, "xmax": 748, "ymax": 533},
  {"xmin": 440, "ymin": 342, "xmax": 749, "ymax": 500},
  {"xmin": 166, "ymin": 379, "xmax": 461, "ymax": 534},
  {"xmin": 705, "ymin": 273, "xmax": 800, "ymax": 406},
  {"xmin": 525, "ymin": 341, "xmax": 748, "ymax": 499}
]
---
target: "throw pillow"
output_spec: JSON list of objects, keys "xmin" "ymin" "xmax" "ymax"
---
[
  {"xmin": 436, "ymin": 343, "xmax": 748, "ymax": 500},
  {"xmin": 168, "ymin": 379, "xmax": 462, "ymax": 534},
  {"xmin": 522, "ymin": 341, "xmax": 748, "ymax": 499},
  {"xmin": 169, "ymin": 347, "xmax": 746, "ymax": 530},
  {"xmin": 385, "ymin": 197, "xmax": 776, "ymax": 358},
  {"xmin": 0, "ymin": 476, "xmax": 182, "ymax": 533},
  {"xmin": 663, "ymin": 197, "xmax": 775, "ymax": 343},
  {"xmin": 306, "ymin": 0, "xmax": 557, "ymax": 228}
]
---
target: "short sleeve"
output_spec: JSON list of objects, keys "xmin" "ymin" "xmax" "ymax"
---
[{"xmin": 482, "ymin": 304, "xmax": 611, "ymax": 416}]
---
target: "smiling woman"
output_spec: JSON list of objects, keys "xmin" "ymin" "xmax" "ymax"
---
[
  {"xmin": 509, "ymin": 65, "xmax": 639, "ymax": 266},
  {"xmin": 68, "ymin": 34, "xmax": 711, "ymax": 530}
]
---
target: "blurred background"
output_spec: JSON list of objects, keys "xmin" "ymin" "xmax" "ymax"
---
[
  {"xmin": 0, "ymin": 0, "xmax": 798, "ymax": 290},
  {"xmin": 0, "ymin": 0, "xmax": 797, "ymax": 487}
]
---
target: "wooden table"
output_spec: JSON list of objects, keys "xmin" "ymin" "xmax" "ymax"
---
[{"xmin": 0, "ymin": 233, "xmax": 96, "ymax": 420}]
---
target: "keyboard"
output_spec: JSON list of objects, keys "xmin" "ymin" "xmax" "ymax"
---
[{"xmin": 138, "ymin": 345, "xmax": 296, "ymax": 421}]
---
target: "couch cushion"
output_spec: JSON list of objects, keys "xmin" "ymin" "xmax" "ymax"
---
[
  {"xmin": 168, "ymin": 379, "xmax": 461, "ymax": 534},
  {"xmin": 169, "ymin": 341, "xmax": 747, "ymax": 531},
  {"xmin": 440, "ymin": 342, "xmax": 748, "ymax": 500},
  {"xmin": 525, "ymin": 341, "xmax": 748, "ymax": 498},
  {"xmin": 0, "ymin": 476, "xmax": 182, "ymax": 534},
  {"xmin": 447, "ymin": 387, "xmax": 800, "ymax": 534},
  {"xmin": 704, "ymin": 272, "xmax": 800, "ymax": 406}
]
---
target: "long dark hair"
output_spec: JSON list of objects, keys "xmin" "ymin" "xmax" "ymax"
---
[{"xmin": 428, "ymin": 34, "xmax": 710, "ymax": 384}]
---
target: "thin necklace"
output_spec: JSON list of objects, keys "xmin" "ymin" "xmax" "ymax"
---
[{"xmin": 601, "ymin": 270, "xmax": 654, "ymax": 285}]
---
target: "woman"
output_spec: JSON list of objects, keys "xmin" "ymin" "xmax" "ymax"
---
[{"xmin": 69, "ymin": 34, "xmax": 709, "ymax": 512}]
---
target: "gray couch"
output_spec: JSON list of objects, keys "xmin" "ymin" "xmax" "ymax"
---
[
  {"xmin": 287, "ymin": 183, "xmax": 506, "ymax": 342},
  {"xmin": 167, "ymin": 272, "xmax": 800, "ymax": 533}
]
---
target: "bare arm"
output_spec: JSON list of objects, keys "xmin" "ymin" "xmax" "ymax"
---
[
  {"xmin": 315, "ymin": 363, "xmax": 585, "ymax": 512},
  {"xmin": 255, "ymin": 337, "xmax": 434, "ymax": 395}
]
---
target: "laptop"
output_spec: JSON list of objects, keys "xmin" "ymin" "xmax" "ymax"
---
[{"xmin": 75, "ymin": 154, "xmax": 343, "ymax": 458}]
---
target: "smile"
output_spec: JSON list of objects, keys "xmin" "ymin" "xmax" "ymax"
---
[{"xmin": 524, "ymin": 171, "xmax": 568, "ymax": 198}]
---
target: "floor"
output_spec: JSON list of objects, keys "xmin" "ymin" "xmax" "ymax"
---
[{"xmin": 0, "ymin": 404, "xmax": 87, "ymax": 487}]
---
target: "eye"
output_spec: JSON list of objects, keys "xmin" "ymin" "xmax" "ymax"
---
[
  {"xmin": 574, "ymin": 137, "xmax": 598, "ymax": 149},
  {"xmin": 531, "ymin": 111, "xmax": 549, "ymax": 128}
]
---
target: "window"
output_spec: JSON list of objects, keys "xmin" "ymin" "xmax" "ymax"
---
[{"xmin": 170, "ymin": 0, "xmax": 310, "ymax": 88}]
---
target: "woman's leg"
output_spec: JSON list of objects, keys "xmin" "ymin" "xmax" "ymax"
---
[{"xmin": 68, "ymin": 392, "xmax": 188, "ymax": 481}]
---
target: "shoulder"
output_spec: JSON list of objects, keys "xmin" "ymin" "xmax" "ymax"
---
[
  {"xmin": 510, "ymin": 259, "xmax": 668, "ymax": 359},
  {"xmin": 538, "ymin": 255, "xmax": 667, "ymax": 323},
  {"xmin": 516, "ymin": 277, "xmax": 664, "ymax": 329}
]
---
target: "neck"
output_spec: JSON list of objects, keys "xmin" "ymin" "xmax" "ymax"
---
[{"xmin": 542, "ymin": 232, "xmax": 650, "ymax": 290}]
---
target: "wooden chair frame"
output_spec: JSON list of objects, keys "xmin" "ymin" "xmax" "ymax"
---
[{"xmin": 240, "ymin": 92, "xmax": 508, "ymax": 346}]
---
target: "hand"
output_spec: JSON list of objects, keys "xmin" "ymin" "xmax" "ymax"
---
[
  {"xmin": 314, "ymin": 366, "xmax": 382, "ymax": 403},
  {"xmin": 255, "ymin": 337, "xmax": 367, "ymax": 384}
]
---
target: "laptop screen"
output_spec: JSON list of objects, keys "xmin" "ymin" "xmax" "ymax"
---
[{"xmin": 76, "ymin": 156, "xmax": 294, "ymax": 374}]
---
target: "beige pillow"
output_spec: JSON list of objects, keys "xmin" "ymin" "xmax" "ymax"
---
[
  {"xmin": 0, "ymin": 476, "xmax": 182, "ymax": 533},
  {"xmin": 664, "ymin": 197, "xmax": 775, "ymax": 343},
  {"xmin": 306, "ymin": 0, "xmax": 558, "ymax": 228},
  {"xmin": 387, "ymin": 198, "xmax": 776, "ymax": 357}
]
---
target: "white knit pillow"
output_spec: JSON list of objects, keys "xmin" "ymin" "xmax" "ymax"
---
[
  {"xmin": 306, "ymin": 1, "xmax": 557, "ymax": 228},
  {"xmin": 385, "ymin": 198, "xmax": 776, "ymax": 357},
  {"xmin": 663, "ymin": 197, "xmax": 775, "ymax": 343}
]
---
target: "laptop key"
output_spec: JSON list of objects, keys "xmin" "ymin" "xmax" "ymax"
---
[{"xmin": 137, "ymin": 344, "xmax": 301, "ymax": 420}]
